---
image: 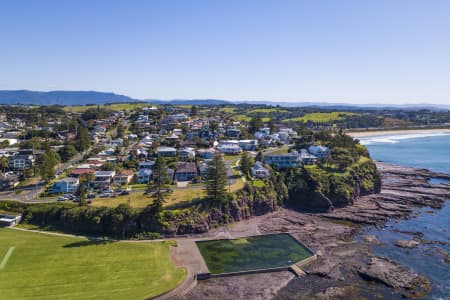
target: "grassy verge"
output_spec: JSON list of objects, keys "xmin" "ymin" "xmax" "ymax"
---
[{"xmin": 0, "ymin": 228, "xmax": 186, "ymax": 300}]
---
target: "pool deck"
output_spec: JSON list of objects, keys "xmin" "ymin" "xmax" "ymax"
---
[{"xmin": 153, "ymin": 214, "xmax": 316, "ymax": 300}]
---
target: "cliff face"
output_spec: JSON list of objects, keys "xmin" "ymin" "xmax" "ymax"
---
[
  {"xmin": 287, "ymin": 158, "xmax": 381, "ymax": 213},
  {"xmin": 161, "ymin": 188, "xmax": 279, "ymax": 236}
]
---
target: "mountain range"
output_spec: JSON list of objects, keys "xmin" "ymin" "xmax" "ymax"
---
[{"xmin": 0, "ymin": 90, "xmax": 449, "ymax": 111}]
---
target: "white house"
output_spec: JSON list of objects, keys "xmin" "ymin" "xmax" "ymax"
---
[
  {"xmin": 157, "ymin": 146, "xmax": 177, "ymax": 157},
  {"xmin": 179, "ymin": 147, "xmax": 196, "ymax": 161},
  {"xmin": 137, "ymin": 169, "xmax": 152, "ymax": 183},
  {"xmin": 308, "ymin": 145, "xmax": 330, "ymax": 159},
  {"xmin": 251, "ymin": 162, "xmax": 270, "ymax": 178}
]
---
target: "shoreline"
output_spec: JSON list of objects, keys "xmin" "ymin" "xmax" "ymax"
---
[
  {"xmin": 347, "ymin": 128, "xmax": 450, "ymax": 138},
  {"xmin": 182, "ymin": 162, "xmax": 450, "ymax": 299}
]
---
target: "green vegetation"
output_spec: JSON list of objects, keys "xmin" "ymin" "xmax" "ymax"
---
[
  {"xmin": 0, "ymin": 228, "xmax": 186, "ymax": 300},
  {"xmin": 196, "ymin": 233, "xmax": 313, "ymax": 274},
  {"xmin": 283, "ymin": 112, "xmax": 357, "ymax": 123},
  {"xmin": 247, "ymin": 108, "xmax": 287, "ymax": 114}
]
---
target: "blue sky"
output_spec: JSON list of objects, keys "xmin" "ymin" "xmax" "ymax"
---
[{"xmin": 1, "ymin": 0, "xmax": 450, "ymax": 104}]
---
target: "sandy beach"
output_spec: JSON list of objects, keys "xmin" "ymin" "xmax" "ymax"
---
[{"xmin": 348, "ymin": 128, "xmax": 450, "ymax": 138}]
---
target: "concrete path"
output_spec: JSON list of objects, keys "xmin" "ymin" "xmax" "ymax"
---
[{"xmin": 153, "ymin": 238, "xmax": 208, "ymax": 300}]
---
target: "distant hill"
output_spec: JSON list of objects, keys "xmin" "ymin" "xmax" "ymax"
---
[
  {"xmin": 144, "ymin": 99, "xmax": 230, "ymax": 105},
  {"xmin": 0, "ymin": 90, "xmax": 448, "ymax": 111},
  {"xmin": 0, "ymin": 90, "xmax": 139, "ymax": 106}
]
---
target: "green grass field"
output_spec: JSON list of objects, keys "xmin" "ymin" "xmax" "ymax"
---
[
  {"xmin": 0, "ymin": 228, "xmax": 186, "ymax": 300},
  {"xmin": 283, "ymin": 112, "xmax": 357, "ymax": 123}
]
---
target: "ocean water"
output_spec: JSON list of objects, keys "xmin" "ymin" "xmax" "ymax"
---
[{"xmin": 361, "ymin": 132, "xmax": 450, "ymax": 299}]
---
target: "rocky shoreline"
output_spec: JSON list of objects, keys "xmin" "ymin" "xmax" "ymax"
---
[{"xmin": 182, "ymin": 162, "xmax": 450, "ymax": 299}]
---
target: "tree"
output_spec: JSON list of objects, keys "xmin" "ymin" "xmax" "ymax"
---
[
  {"xmin": 38, "ymin": 151, "xmax": 58, "ymax": 182},
  {"xmin": 75, "ymin": 126, "xmax": 90, "ymax": 152},
  {"xmin": 150, "ymin": 157, "xmax": 169, "ymax": 212},
  {"xmin": 113, "ymin": 203, "xmax": 134, "ymax": 239},
  {"xmin": 116, "ymin": 124, "xmax": 125, "ymax": 138},
  {"xmin": 76, "ymin": 180, "xmax": 87, "ymax": 206},
  {"xmin": 240, "ymin": 152, "xmax": 254, "ymax": 178},
  {"xmin": 59, "ymin": 144, "xmax": 78, "ymax": 162},
  {"xmin": 190, "ymin": 105, "xmax": 198, "ymax": 116},
  {"xmin": 100, "ymin": 162, "xmax": 116, "ymax": 171},
  {"xmin": 0, "ymin": 156, "xmax": 9, "ymax": 172},
  {"xmin": 249, "ymin": 115, "xmax": 263, "ymax": 134},
  {"xmin": 204, "ymin": 152, "xmax": 228, "ymax": 206}
]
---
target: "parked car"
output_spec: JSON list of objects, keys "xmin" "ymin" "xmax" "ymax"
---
[{"xmin": 87, "ymin": 193, "xmax": 96, "ymax": 199}]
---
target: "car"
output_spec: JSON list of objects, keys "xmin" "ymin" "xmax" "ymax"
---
[
  {"xmin": 57, "ymin": 196, "xmax": 66, "ymax": 201},
  {"xmin": 100, "ymin": 193, "xmax": 110, "ymax": 198},
  {"xmin": 119, "ymin": 190, "xmax": 130, "ymax": 195},
  {"xmin": 87, "ymin": 193, "xmax": 96, "ymax": 199}
]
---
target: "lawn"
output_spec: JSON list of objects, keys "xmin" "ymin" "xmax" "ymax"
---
[
  {"xmin": 283, "ymin": 112, "xmax": 358, "ymax": 123},
  {"xmin": 196, "ymin": 233, "xmax": 313, "ymax": 274},
  {"xmin": 0, "ymin": 228, "xmax": 186, "ymax": 300},
  {"xmin": 90, "ymin": 189, "xmax": 206, "ymax": 208},
  {"xmin": 247, "ymin": 108, "xmax": 287, "ymax": 114}
]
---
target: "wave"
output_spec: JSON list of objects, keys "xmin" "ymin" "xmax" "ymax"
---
[{"xmin": 359, "ymin": 132, "xmax": 450, "ymax": 145}]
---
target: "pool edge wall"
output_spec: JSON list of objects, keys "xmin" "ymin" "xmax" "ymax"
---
[{"xmin": 195, "ymin": 232, "xmax": 317, "ymax": 280}]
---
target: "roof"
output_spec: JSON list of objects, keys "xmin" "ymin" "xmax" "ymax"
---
[
  {"xmin": 116, "ymin": 170, "xmax": 134, "ymax": 177},
  {"xmin": 176, "ymin": 162, "xmax": 197, "ymax": 173},
  {"xmin": 71, "ymin": 168, "xmax": 95, "ymax": 175},
  {"xmin": 157, "ymin": 146, "xmax": 177, "ymax": 152},
  {"xmin": 95, "ymin": 171, "xmax": 115, "ymax": 177}
]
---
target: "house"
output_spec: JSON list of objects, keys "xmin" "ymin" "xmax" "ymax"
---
[
  {"xmin": 167, "ymin": 114, "xmax": 188, "ymax": 122},
  {"xmin": 250, "ymin": 162, "xmax": 270, "ymax": 178},
  {"xmin": 179, "ymin": 147, "xmax": 196, "ymax": 161},
  {"xmin": 227, "ymin": 128, "xmax": 241, "ymax": 138},
  {"xmin": 0, "ymin": 214, "xmax": 22, "ymax": 227},
  {"xmin": 92, "ymin": 170, "xmax": 116, "ymax": 189},
  {"xmin": 98, "ymin": 147, "xmax": 115, "ymax": 156},
  {"xmin": 308, "ymin": 145, "xmax": 330, "ymax": 159},
  {"xmin": 157, "ymin": 146, "xmax": 177, "ymax": 157},
  {"xmin": 217, "ymin": 143, "xmax": 241, "ymax": 154},
  {"xmin": 175, "ymin": 162, "xmax": 198, "ymax": 182},
  {"xmin": 0, "ymin": 174, "xmax": 19, "ymax": 191},
  {"xmin": 300, "ymin": 149, "xmax": 317, "ymax": 165},
  {"xmin": 137, "ymin": 169, "xmax": 152, "ymax": 184},
  {"xmin": 8, "ymin": 153, "xmax": 35, "ymax": 170},
  {"xmin": 239, "ymin": 139, "xmax": 258, "ymax": 151},
  {"xmin": 263, "ymin": 151, "xmax": 300, "ymax": 168},
  {"xmin": 50, "ymin": 177, "xmax": 80, "ymax": 194},
  {"xmin": 197, "ymin": 148, "xmax": 215, "ymax": 159},
  {"xmin": 138, "ymin": 161, "xmax": 155, "ymax": 170},
  {"xmin": 114, "ymin": 170, "xmax": 134, "ymax": 185}
]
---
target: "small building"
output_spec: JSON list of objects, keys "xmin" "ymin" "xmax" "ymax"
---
[
  {"xmin": 197, "ymin": 148, "xmax": 215, "ymax": 159},
  {"xmin": 308, "ymin": 145, "xmax": 330, "ymax": 159},
  {"xmin": 264, "ymin": 151, "xmax": 300, "ymax": 168},
  {"xmin": 217, "ymin": 141, "xmax": 241, "ymax": 154},
  {"xmin": 251, "ymin": 162, "xmax": 270, "ymax": 178},
  {"xmin": 179, "ymin": 147, "xmax": 196, "ymax": 161},
  {"xmin": 239, "ymin": 139, "xmax": 258, "ymax": 151},
  {"xmin": 300, "ymin": 149, "xmax": 317, "ymax": 165},
  {"xmin": 157, "ymin": 146, "xmax": 177, "ymax": 157},
  {"xmin": 50, "ymin": 177, "xmax": 80, "ymax": 194},
  {"xmin": 175, "ymin": 162, "xmax": 198, "ymax": 182},
  {"xmin": 93, "ymin": 170, "xmax": 116, "ymax": 188},
  {"xmin": 70, "ymin": 168, "xmax": 95, "ymax": 178},
  {"xmin": 114, "ymin": 170, "xmax": 134, "ymax": 185},
  {"xmin": 137, "ymin": 169, "xmax": 152, "ymax": 184},
  {"xmin": 8, "ymin": 154, "xmax": 34, "ymax": 170},
  {"xmin": 138, "ymin": 161, "xmax": 155, "ymax": 170},
  {"xmin": 0, "ymin": 214, "xmax": 22, "ymax": 227}
]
